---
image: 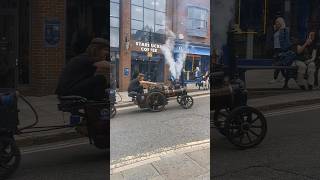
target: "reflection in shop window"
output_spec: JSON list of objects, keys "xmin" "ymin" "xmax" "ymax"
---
[
  {"xmin": 187, "ymin": 6, "xmax": 208, "ymax": 37},
  {"xmin": 131, "ymin": 0, "xmax": 166, "ymax": 42},
  {"xmin": 144, "ymin": 0, "xmax": 155, "ymax": 9},
  {"xmin": 110, "ymin": 0, "xmax": 120, "ymax": 48},
  {"xmin": 131, "ymin": 5, "xmax": 143, "ymax": 21},
  {"xmin": 144, "ymin": 8, "xmax": 154, "ymax": 32},
  {"xmin": 110, "ymin": 28, "xmax": 119, "ymax": 47},
  {"xmin": 155, "ymin": 0, "xmax": 166, "ymax": 12},
  {"xmin": 131, "ymin": 0, "xmax": 143, "ymax": 6}
]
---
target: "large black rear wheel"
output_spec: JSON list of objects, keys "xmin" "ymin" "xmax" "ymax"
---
[
  {"xmin": 0, "ymin": 137, "xmax": 21, "ymax": 179},
  {"xmin": 147, "ymin": 92, "xmax": 166, "ymax": 112}
]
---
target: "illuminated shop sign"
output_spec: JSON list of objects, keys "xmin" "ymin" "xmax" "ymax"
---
[{"xmin": 135, "ymin": 41, "xmax": 162, "ymax": 53}]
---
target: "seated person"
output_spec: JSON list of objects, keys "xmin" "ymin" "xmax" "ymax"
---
[
  {"xmin": 292, "ymin": 32, "xmax": 317, "ymax": 90},
  {"xmin": 128, "ymin": 73, "xmax": 145, "ymax": 103},
  {"xmin": 55, "ymin": 38, "xmax": 110, "ymax": 101}
]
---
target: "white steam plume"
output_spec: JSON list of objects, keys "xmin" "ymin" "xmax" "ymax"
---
[
  {"xmin": 160, "ymin": 30, "xmax": 189, "ymax": 80},
  {"xmin": 212, "ymin": 0, "xmax": 235, "ymax": 56}
]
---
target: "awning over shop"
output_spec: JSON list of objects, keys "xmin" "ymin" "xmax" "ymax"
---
[{"xmin": 173, "ymin": 44, "xmax": 210, "ymax": 56}]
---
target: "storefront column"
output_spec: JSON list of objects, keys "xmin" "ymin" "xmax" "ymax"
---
[{"xmin": 119, "ymin": 0, "xmax": 131, "ymax": 91}]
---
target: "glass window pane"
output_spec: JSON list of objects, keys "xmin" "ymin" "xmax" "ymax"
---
[
  {"xmin": 110, "ymin": 28, "xmax": 119, "ymax": 47},
  {"xmin": 193, "ymin": 8, "xmax": 201, "ymax": 18},
  {"xmin": 155, "ymin": 12, "xmax": 165, "ymax": 25},
  {"xmin": 131, "ymin": 0, "xmax": 143, "ymax": 6},
  {"xmin": 144, "ymin": 8, "xmax": 155, "ymax": 31},
  {"xmin": 188, "ymin": 7, "xmax": 194, "ymax": 17},
  {"xmin": 110, "ymin": 2, "xmax": 119, "ymax": 17},
  {"xmin": 110, "ymin": 17, "xmax": 119, "ymax": 28},
  {"xmin": 200, "ymin": 9, "xmax": 208, "ymax": 20},
  {"xmin": 111, "ymin": 0, "xmax": 120, "ymax": 3},
  {"xmin": 131, "ymin": 5, "xmax": 143, "ymax": 20},
  {"xmin": 155, "ymin": 0, "xmax": 166, "ymax": 12},
  {"xmin": 131, "ymin": 20, "xmax": 143, "ymax": 30},
  {"xmin": 144, "ymin": 0, "xmax": 155, "ymax": 9},
  {"xmin": 155, "ymin": 25, "xmax": 165, "ymax": 34},
  {"xmin": 131, "ymin": 30, "xmax": 145, "ymax": 41}
]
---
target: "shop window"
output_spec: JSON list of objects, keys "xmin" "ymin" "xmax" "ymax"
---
[
  {"xmin": 131, "ymin": 5, "xmax": 143, "ymax": 21},
  {"xmin": 144, "ymin": 0, "xmax": 155, "ymax": 10},
  {"xmin": 132, "ymin": 0, "xmax": 143, "ymax": 6},
  {"xmin": 131, "ymin": 0, "xmax": 166, "ymax": 42},
  {"xmin": 155, "ymin": 0, "xmax": 166, "ymax": 12},
  {"xmin": 187, "ymin": 6, "xmax": 208, "ymax": 38},
  {"xmin": 110, "ymin": 27, "xmax": 119, "ymax": 47}
]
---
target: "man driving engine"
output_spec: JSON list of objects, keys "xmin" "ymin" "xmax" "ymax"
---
[
  {"xmin": 128, "ymin": 73, "xmax": 145, "ymax": 103},
  {"xmin": 55, "ymin": 38, "xmax": 110, "ymax": 100}
]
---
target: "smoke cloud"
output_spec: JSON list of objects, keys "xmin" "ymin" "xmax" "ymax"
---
[
  {"xmin": 160, "ymin": 30, "xmax": 189, "ymax": 80},
  {"xmin": 212, "ymin": 0, "xmax": 236, "ymax": 56}
]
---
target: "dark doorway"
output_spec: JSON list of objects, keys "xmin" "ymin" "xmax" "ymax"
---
[
  {"xmin": 0, "ymin": 0, "xmax": 18, "ymax": 88},
  {"xmin": 66, "ymin": 0, "xmax": 107, "ymax": 62}
]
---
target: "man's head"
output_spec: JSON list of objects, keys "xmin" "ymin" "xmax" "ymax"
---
[
  {"xmin": 137, "ymin": 73, "xmax": 144, "ymax": 81},
  {"xmin": 86, "ymin": 38, "xmax": 109, "ymax": 62}
]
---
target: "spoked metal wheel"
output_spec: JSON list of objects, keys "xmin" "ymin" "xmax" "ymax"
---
[
  {"xmin": 0, "ymin": 137, "xmax": 21, "ymax": 179},
  {"xmin": 225, "ymin": 106, "xmax": 267, "ymax": 149},
  {"xmin": 180, "ymin": 95, "xmax": 193, "ymax": 109},
  {"xmin": 213, "ymin": 108, "xmax": 231, "ymax": 136},
  {"xmin": 147, "ymin": 92, "xmax": 166, "ymax": 112}
]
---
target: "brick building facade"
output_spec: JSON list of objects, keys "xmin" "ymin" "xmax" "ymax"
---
[
  {"xmin": 0, "ymin": 0, "xmax": 106, "ymax": 96},
  {"xmin": 111, "ymin": 0, "xmax": 210, "ymax": 91}
]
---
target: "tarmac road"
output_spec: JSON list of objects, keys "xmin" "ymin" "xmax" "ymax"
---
[
  {"xmin": 110, "ymin": 95, "xmax": 210, "ymax": 162},
  {"xmin": 212, "ymin": 104, "xmax": 320, "ymax": 180}
]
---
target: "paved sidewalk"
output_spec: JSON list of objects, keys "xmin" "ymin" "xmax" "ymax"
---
[{"xmin": 110, "ymin": 140, "xmax": 210, "ymax": 180}]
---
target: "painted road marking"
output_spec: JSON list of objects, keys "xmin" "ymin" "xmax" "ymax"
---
[
  {"xmin": 21, "ymin": 138, "xmax": 89, "ymax": 155},
  {"xmin": 264, "ymin": 104, "xmax": 320, "ymax": 117}
]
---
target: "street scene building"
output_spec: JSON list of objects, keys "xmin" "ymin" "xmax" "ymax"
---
[
  {"xmin": 222, "ymin": 0, "xmax": 320, "ymax": 59},
  {"xmin": 212, "ymin": 1, "xmax": 320, "ymax": 179},
  {"xmin": 0, "ymin": 0, "xmax": 107, "ymax": 96},
  {"xmin": 111, "ymin": 0, "xmax": 210, "ymax": 91}
]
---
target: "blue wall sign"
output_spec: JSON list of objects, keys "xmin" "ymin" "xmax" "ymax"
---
[
  {"xmin": 124, "ymin": 68, "xmax": 130, "ymax": 76},
  {"xmin": 44, "ymin": 19, "xmax": 60, "ymax": 48}
]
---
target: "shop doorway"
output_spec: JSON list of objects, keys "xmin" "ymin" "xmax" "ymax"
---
[
  {"xmin": 131, "ymin": 52, "xmax": 164, "ymax": 82},
  {"xmin": 184, "ymin": 55, "xmax": 201, "ymax": 81},
  {"xmin": 66, "ymin": 0, "xmax": 107, "ymax": 62}
]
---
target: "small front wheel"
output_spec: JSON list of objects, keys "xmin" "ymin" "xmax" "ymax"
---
[
  {"xmin": 225, "ymin": 106, "xmax": 267, "ymax": 149},
  {"xmin": 180, "ymin": 95, "xmax": 193, "ymax": 109}
]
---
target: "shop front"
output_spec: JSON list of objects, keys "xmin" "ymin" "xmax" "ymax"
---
[
  {"xmin": 130, "ymin": 41, "xmax": 165, "ymax": 82},
  {"xmin": 174, "ymin": 43, "xmax": 210, "ymax": 82}
]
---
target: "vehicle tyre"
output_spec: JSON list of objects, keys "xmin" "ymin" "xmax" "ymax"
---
[
  {"xmin": 0, "ymin": 137, "xmax": 21, "ymax": 179},
  {"xmin": 225, "ymin": 106, "xmax": 267, "ymax": 149},
  {"xmin": 147, "ymin": 92, "xmax": 166, "ymax": 112},
  {"xmin": 180, "ymin": 95, "xmax": 193, "ymax": 109}
]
